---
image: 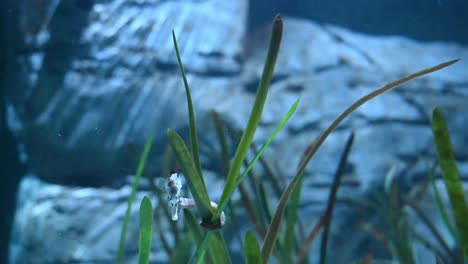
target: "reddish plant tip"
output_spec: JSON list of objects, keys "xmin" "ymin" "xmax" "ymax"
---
[
  {"xmin": 267, "ymin": 14, "xmax": 283, "ymax": 56},
  {"xmin": 273, "ymin": 14, "xmax": 283, "ymax": 29}
]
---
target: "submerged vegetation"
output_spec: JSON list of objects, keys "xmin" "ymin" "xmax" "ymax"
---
[{"xmin": 117, "ymin": 14, "xmax": 464, "ymax": 263}]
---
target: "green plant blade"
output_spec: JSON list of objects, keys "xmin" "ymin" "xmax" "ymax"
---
[
  {"xmin": 116, "ymin": 132, "xmax": 155, "ymax": 264},
  {"xmin": 172, "ymin": 30, "xmax": 203, "ymax": 176},
  {"xmin": 195, "ymin": 99, "xmax": 297, "ymax": 255},
  {"xmin": 319, "ymin": 132, "xmax": 355, "ymax": 264},
  {"xmin": 167, "ymin": 129, "xmax": 213, "ymax": 221},
  {"xmin": 244, "ymin": 230, "xmax": 263, "ymax": 264},
  {"xmin": 138, "ymin": 196, "xmax": 153, "ymax": 264},
  {"xmin": 431, "ymin": 108, "xmax": 468, "ymax": 258},
  {"xmin": 294, "ymin": 133, "xmax": 355, "ymax": 264},
  {"xmin": 430, "ymin": 167, "xmax": 457, "ymax": 240},
  {"xmin": 237, "ymin": 99, "xmax": 299, "ymax": 186},
  {"xmin": 213, "ymin": 14, "xmax": 283, "ymax": 222},
  {"xmin": 211, "ymin": 99, "xmax": 298, "ymax": 226},
  {"xmin": 261, "ymin": 59, "xmax": 459, "ymax": 263},
  {"xmin": 211, "ymin": 111, "xmax": 245, "ymax": 247}
]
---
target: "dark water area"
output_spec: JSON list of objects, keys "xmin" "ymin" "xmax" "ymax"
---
[
  {"xmin": 1, "ymin": 1, "xmax": 24, "ymax": 263},
  {"xmin": 1, "ymin": 0, "xmax": 467, "ymax": 263},
  {"xmin": 249, "ymin": 0, "xmax": 468, "ymax": 44}
]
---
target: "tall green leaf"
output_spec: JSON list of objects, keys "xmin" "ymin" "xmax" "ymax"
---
[
  {"xmin": 319, "ymin": 132, "xmax": 355, "ymax": 264},
  {"xmin": 431, "ymin": 108, "xmax": 468, "ymax": 258},
  {"xmin": 213, "ymin": 14, "xmax": 284, "ymax": 222},
  {"xmin": 116, "ymin": 132, "xmax": 155, "ymax": 264},
  {"xmin": 244, "ymin": 231, "xmax": 263, "ymax": 264},
  {"xmin": 138, "ymin": 196, "xmax": 153, "ymax": 264},
  {"xmin": 237, "ymin": 100, "xmax": 299, "ymax": 187},
  {"xmin": 430, "ymin": 166, "xmax": 457, "ymax": 241},
  {"xmin": 209, "ymin": 99, "xmax": 298, "ymax": 234},
  {"xmin": 261, "ymin": 59, "xmax": 459, "ymax": 263},
  {"xmin": 212, "ymin": 111, "xmax": 245, "ymax": 247},
  {"xmin": 172, "ymin": 30, "xmax": 203, "ymax": 176},
  {"xmin": 294, "ymin": 133, "xmax": 355, "ymax": 264}
]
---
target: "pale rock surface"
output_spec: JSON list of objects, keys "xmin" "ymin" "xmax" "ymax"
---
[
  {"xmin": 9, "ymin": 176, "xmax": 164, "ymax": 264},
  {"xmin": 8, "ymin": 0, "xmax": 247, "ymax": 185}
]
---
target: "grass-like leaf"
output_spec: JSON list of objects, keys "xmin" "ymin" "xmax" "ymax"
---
[
  {"xmin": 319, "ymin": 132, "xmax": 355, "ymax": 264},
  {"xmin": 172, "ymin": 30, "xmax": 203, "ymax": 176},
  {"xmin": 294, "ymin": 133, "xmax": 355, "ymax": 264},
  {"xmin": 429, "ymin": 167, "xmax": 457, "ymax": 241},
  {"xmin": 244, "ymin": 230, "xmax": 263, "ymax": 264},
  {"xmin": 116, "ymin": 132, "xmax": 155, "ymax": 264},
  {"xmin": 261, "ymin": 59, "xmax": 459, "ymax": 263},
  {"xmin": 237, "ymin": 100, "xmax": 299, "ymax": 186},
  {"xmin": 431, "ymin": 108, "xmax": 468, "ymax": 258},
  {"xmin": 167, "ymin": 129, "xmax": 213, "ymax": 221},
  {"xmin": 138, "ymin": 196, "xmax": 153, "ymax": 264},
  {"xmin": 213, "ymin": 14, "xmax": 283, "ymax": 222},
  {"xmin": 210, "ymin": 99, "xmax": 298, "ymax": 227}
]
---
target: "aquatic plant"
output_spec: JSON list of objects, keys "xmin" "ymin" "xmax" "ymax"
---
[
  {"xmin": 117, "ymin": 14, "xmax": 460, "ymax": 264},
  {"xmin": 138, "ymin": 196, "xmax": 153, "ymax": 264},
  {"xmin": 117, "ymin": 132, "xmax": 155, "ymax": 264},
  {"xmin": 431, "ymin": 108, "xmax": 468, "ymax": 260},
  {"xmin": 349, "ymin": 109, "xmax": 468, "ymax": 263}
]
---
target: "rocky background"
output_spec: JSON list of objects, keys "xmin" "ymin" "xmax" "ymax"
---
[{"xmin": 2, "ymin": 0, "xmax": 468, "ymax": 263}]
